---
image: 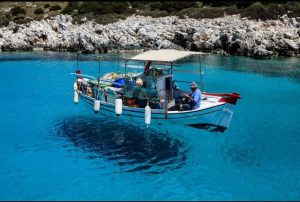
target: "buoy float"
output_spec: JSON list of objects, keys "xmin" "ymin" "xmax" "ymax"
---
[
  {"xmin": 94, "ymin": 99, "xmax": 100, "ymax": 113},
  {"xmin": 74, "ymin": 91, "xmax": 79, "ymax": 104},
  {"xmin": 73, "ymin": 81, "xmax": 78, "ymax": 90},
  {"xmin": 145, "ymin": 104, "xmax": 151, "ymax": 128},
  {"xmin": 115, "ymin": 98, "xmax": 122, "ymax": 116}
]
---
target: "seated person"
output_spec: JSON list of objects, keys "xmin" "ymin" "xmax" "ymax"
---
[
  {"xmin": 87, "ymin": 85, "xmax": 93, "ymax": 97},
  {"xmin": 180, "ymin": 82, "xmax": 201, "ymax": 110},
  {"xmin": 133, "ymin": 78, "xmax": 148, "ymax": 99}
]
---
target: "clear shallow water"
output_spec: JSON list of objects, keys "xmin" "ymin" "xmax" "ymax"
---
[{"xmin": 0, "ymin": 52, "xmax": 299, "ymax": 200}]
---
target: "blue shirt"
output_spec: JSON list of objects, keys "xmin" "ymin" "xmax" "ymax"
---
[{"xmin": 189, "ymin": 89, "xmax": 201, "ymax": 110}]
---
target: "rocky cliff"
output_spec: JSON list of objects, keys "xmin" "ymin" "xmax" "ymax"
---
[{"xmin": 0, "ymin": 14, "xmax": 299, "ymax": 57}]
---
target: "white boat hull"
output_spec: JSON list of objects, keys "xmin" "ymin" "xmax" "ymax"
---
[{"xmin": 78, "ymin": 93, "xmax": 235, "ymax": 130}]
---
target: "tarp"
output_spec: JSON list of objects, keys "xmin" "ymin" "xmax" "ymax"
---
[{"xmin": 129, "ymin": 49, "xmax": 208, "ymax": 62}]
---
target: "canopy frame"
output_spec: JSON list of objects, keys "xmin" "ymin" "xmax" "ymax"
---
[{"xmin": 128, "ymin": 49, "xmax": 208, "ymax": 63}]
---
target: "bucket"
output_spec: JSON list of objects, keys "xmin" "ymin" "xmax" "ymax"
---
[{"xmin": 113, "ymin": 78, "xmax": 125, "ymax": 88}]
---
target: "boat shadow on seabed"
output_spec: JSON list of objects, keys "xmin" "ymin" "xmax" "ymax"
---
[{"xmin": 55, "ymin": 115, "xmax": 191, "ymax": 174}]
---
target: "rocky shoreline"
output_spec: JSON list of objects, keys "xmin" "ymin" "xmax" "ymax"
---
[{"xmin": 0, "ymin": 14, "xmax": 299, "ymax": 57}]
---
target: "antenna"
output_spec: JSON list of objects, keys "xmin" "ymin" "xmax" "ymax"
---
[
  {"xmin": 76, "ymin": 52, "xmax": 79, "ymax": 71},
  {"xmin": 117, "ymin": 48, "xmax": 120, "ymax": 74},
  {"xmin": 76, "ymin": 34, "xmax": 82, "ymax": 71},
  {"xmin": 198, "ymin": 55, "xmax": 204, "ymax": 91},
  {"xmin": 171, "ymin": 0, "xmax": 174, "ymax": 33}
]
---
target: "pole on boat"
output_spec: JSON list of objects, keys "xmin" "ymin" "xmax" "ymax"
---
[
  {"xmin": 94, "ymin": 56, "xmax": 101, "ymax": 113},
  {"xmin": 198, "ymin": 55, "xmax": 204, "ymax": 91},
  {"xmin": 97, "ymin": 55, "xmax": 101, "ymax": 89},
  {"xmin": 74, "ymin": 51, "xmax": 80, "ymax": 104},
  {"xmin": 115, "ymin": 55, "xmax": 124, "ymax": 116},
  {"xmin": 76, "ymin": 52, "xmax": 79, "ymax": 71},
  {"xmin": 164, "ymin": 90, "xmax": 168, "ymax": 119}
]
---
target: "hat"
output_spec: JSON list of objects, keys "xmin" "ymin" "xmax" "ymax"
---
[{"xmin": 190, "ymin": 82, "xmax": 198, "ymax": 88}]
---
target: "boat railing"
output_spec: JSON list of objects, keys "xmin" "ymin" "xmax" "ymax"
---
[
  {"xmin": 70, "ymin": 73, "xmax": 96, "ymax": 80},
  {"xmin": 71, "ymin": 73, "xmax": 125, "ymax": 88}
]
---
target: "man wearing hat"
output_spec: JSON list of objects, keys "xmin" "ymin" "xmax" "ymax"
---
[{"xmin": 181, "ymin": 82, "xmax": 202, "ymax": 110}]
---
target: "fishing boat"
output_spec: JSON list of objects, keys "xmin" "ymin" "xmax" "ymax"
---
[{"xmin": 72, "ymin": 49, "xmax": 241, "ymax": 131}]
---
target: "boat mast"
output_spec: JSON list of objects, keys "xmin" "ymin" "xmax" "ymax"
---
[
  {"xmin": 76, "ymin": 52, "xmax": 79, "ymax": 71},
  {"xmin": 97, "ymin": 56, "xmax": 101, "ymax": 87},
  {"xmin": 198, "ymin": 55, "xmax": 204, "ymax": 91},
  {"xmin": 76, "ymin": 34, "xmax": 81, "ymax": 72}
]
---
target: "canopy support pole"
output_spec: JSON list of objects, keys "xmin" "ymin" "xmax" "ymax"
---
[
  {"xmin": 164, "ymin": 92, "xmax": 168, "ymax": 119},
  {"xmin": 198, "ymin": 55, "xmax": 204, "ymax": 91},
  {"xmin": 76, "ymin": 52, "xmax": 79, "ymax": 71}
]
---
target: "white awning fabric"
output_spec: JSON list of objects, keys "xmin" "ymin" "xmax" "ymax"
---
[{"xmin": 129, "ymin": 49, "xmax": 208, "ymax": 62}]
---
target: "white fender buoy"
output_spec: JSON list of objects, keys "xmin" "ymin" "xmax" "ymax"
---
[
  {"xmin": 73, "ymin": 81, "xmax": 78, "ymax": 90},
  {"xmin": 115, "ymin": 98, "xmax": 122, "ymax": 116},
  {"xmin": 74, "ymin": 91, "xmax": 79, "ymax": 104},
  {"xmin": 94, "ymin": 99, "xmax": 100, "ymax": 113},
  {"xmin": 145, "ymin": 104, "xmax": 151, "ymax": 127}
]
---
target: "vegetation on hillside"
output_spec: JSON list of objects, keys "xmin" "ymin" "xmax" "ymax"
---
[{"xmin": 0, "ymin": 1, "xmax": 299, "ymax": 27}]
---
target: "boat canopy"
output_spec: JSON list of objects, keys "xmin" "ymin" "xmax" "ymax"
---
[{"xmin": 129, "ymin": 49, "xmax": 208, "ymax": 63}]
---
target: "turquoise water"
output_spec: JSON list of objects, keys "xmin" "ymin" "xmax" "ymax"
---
[{"xmin": 0, "ymin": 52, "xmax": 299, "ymax": 200}]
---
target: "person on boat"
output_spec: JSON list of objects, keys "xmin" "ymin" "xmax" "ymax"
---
[
  {"xmin": 181, "ymin": 82, "xmax": 201, "ymax": 110},
  {"xmin": 133, "ymin": 78, "xmax": 148, "ymax": 98}
]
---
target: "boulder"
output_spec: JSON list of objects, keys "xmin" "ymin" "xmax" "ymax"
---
[
  {"xmin": 227, "ymin": 39, "xmax": 244, "ymax": 55},
  {"xmin": 173, "ymin": 31, "xmax": 188, "ymax": 47},
  {"xmin": 253, "ymin": 47, "xmax": 273, "ymax": 57},
  {"xmin": 186, "ymin": 27, "xmax": 196, "ymax": 35},
  {"xmin": 283, "ymin": 39, "xmax": 299, "ymax": 50}
]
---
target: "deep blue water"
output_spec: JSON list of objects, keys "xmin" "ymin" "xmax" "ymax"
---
[{"xmin": 0, "ymin": 52, "xmax": 299, "ymax": 200}]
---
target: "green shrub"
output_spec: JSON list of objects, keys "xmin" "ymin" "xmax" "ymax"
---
[
  {"xmin": 78, "ymin": 2, "xmax": 99, "ymax": 14},
  {"xmin": 286, "ymin": 2, "xmax": 300, "ymax": 18},
  {"xmin": 241, "ymin": 2, "xmax": 268, "ymax": 20},
  {"xmin": 225, "ymin": 5, "xmax": 239, "ymax": 15},
  {"xmin": 92, "ymin": 13, "xmax": 127, "ymax": 25},
  {"xmin": 240, "ymin": 2, "xmax": 291, "ymax": 20},
  {"xmin": 44, "ymin": 4, "xmax": 50, "ymax": 9},
  {"xmin": 10, "ymin": 6, "xmax": 26, "ymax": 15},
  {"xmin": 236, "ymin": 2, "xmax": 253, "ymax": 9},
  {"xmin": 14, "ymin": 16, "xmax": 31, "ymax": 25},
  {"xmin": 49, "ymin": 5, "xmax": 61, "ymax": 11},
  {"xmin": 79, "ymin": 2, "xmax": 128, "ymax": 15},
  {"xmin": 62, "ymin": 2, "xmax": 80, "ymax": 14},
  {"xmin": 150, "ymin": 2, "xmax": 162, "ymax": 10},
  {"xmin": 112, "ymin": 2, "xmax": 128, "ymax": 14},
  {"xmin": 266, "ymin": 3, "xmax": 286, "ymax": 17},
  {"xmin": 183, "ymin": 7, "xmax": 225, "ymax": 19},
  {"xmin": 34, "ymin": 8, "xmax": 44, "ymax": 15},
  {"xmin": 131, "ymin": 1, "xmax": 146, "ymax": 9},
  {"xmin": 61, "ymin": 6, "xmax": 73, "ymax": 14},
  {"xmin": 0, "ymin": 16, "xmax": 10, "ymax": 27},
  {"xmin": 96, "ymin": 2, "xmax": 114, "ymax": 14},
  {"xmin": 138, "ymin": 9, "xmax": 169, "ymax": 18},
  {"xmin": 160, "ymin": 1, "xmax": 196, "ymax": 13},
  {"xmin": 211, "ymin": 1, "xmax": 236, "ymax": 7}
]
